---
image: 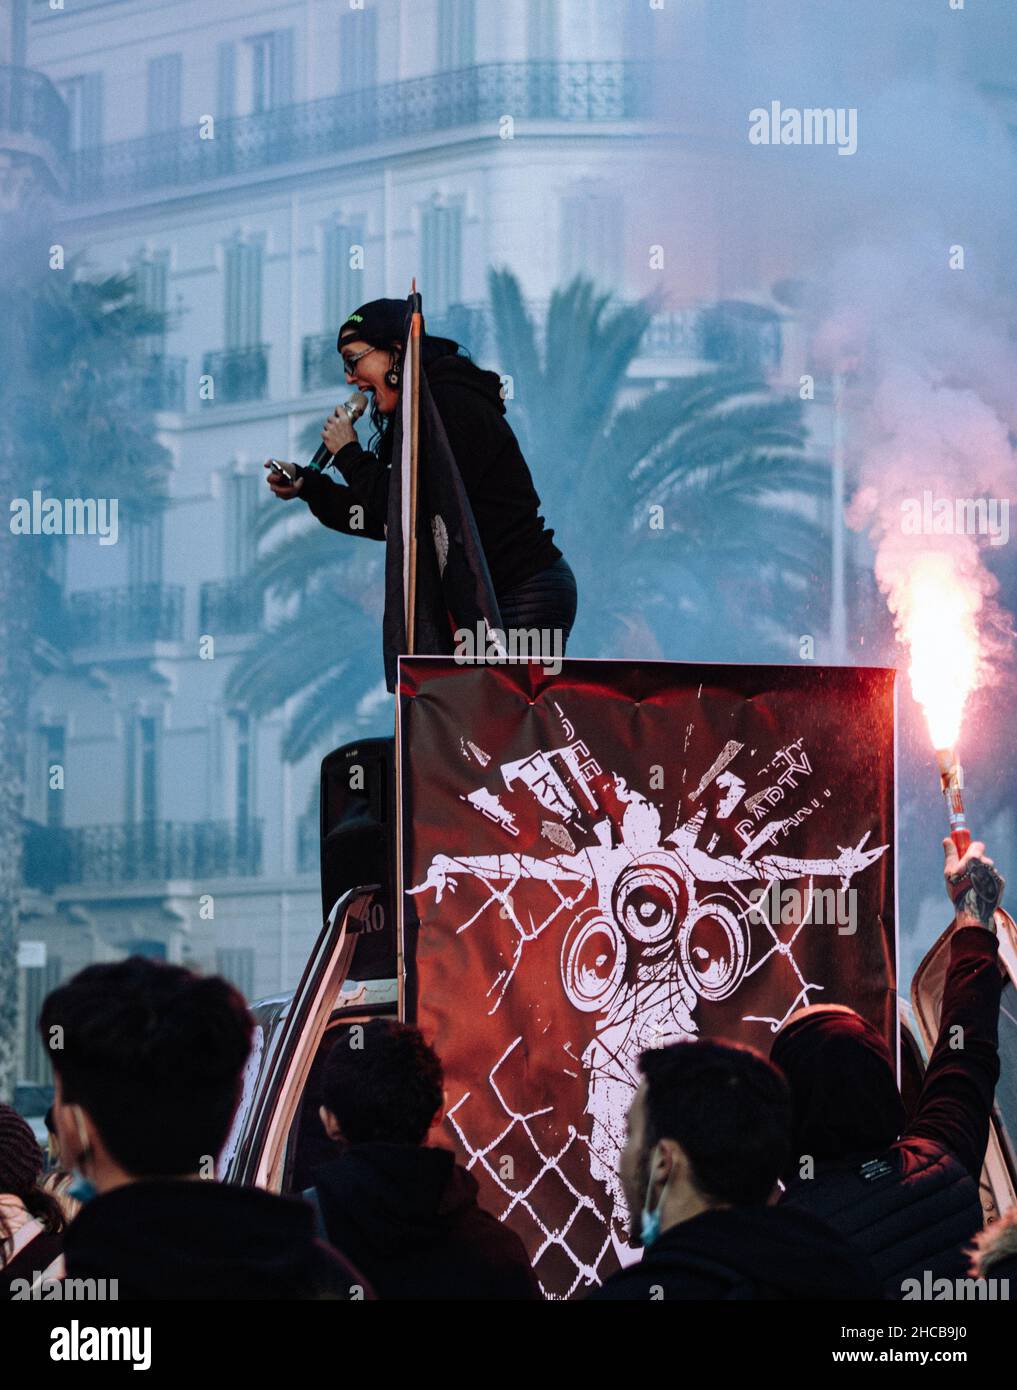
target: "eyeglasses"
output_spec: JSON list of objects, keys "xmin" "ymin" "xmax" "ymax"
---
[{"xmin": 341, "ymin": 346, "xmax": 377, "ymax": 378}]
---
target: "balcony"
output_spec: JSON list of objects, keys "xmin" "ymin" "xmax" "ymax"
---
[
  {"xmin": 302, "ymin": 333, "xmax": 340, "ymax": 393},
  {"xmin": 201, "ymin": 346, "xmax": 269, "ymax": 406},
  {"xmin": 24, "ymin": 819, "xmax": 263, "ymax": 891},
  {"xmin": 199, "ymin": 578, "xmax": 262, "ymax": 635},
  {"xmin": 68, "ymin": 584, "xmax": 184, "ymax": 647},
  {"xmin": 131, "ymin": 354, "xmax": 187, "ymax": 412},
  {"xmin": 67, "ymin": 61, "xmax": 647, "ymax": 202},
  {"xmin": 0, "ymin": 65, "xmax": 69, "ymax": 200}
]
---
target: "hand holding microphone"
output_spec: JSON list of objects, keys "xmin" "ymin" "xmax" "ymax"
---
[{"xmin": 266, "ymin": 391, "xmax": 368, "ymax": 500}]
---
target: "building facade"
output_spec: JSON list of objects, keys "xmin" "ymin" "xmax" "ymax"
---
[{"xmin": 15, "ymin": 0, "xmax": 810, "ymax": 1083}]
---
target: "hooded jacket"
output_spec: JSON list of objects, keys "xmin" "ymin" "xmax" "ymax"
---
[
  {"xmin": 587, "ymin": 1205, "xmax": 881, "ymax": 1300},
  {"xmin": 62, "ymin": 1180, "xmax": 368, "ymax": 1300},
  {"xmin": 297, "ymin": 352, "xmax": 562, "ymax": 595},
  {"xmin": 774, "ymin": 925, "xmax": 1003, "ymax": 1299},
  {"xmin": 311, "ymin": 1142, "xmax": 540, "ymax": 1300}
]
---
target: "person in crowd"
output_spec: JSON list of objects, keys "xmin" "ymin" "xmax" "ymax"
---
[
  {"xmin": 40, "ymin": 1104, "xmax": 80, "ymax": 1226},
  {"xmin": 311, "ymin": 1018, "xmax": 539, "ymax": 1299},
  {"xmin": 969, "ymin": 1208, "xmax": 1017, "ymax": 1291},
  {"xmin": 771, "ymin": 838, "xmax": 1006, "ymax": 1300},
  {"xmin": 266, "ymin": 298, "xmax": 578, "ymax": 651},
  {"xmin": 0, "ymin": 1103, "xmax": 65, "ymax": 1298},
  {"xmin": 588, "ymin": 1039, "xmax": 880, "ymax": 1300},
  {"xmin": 40, "ymin": 957, "xmax": 369, "ymax": 1300}
]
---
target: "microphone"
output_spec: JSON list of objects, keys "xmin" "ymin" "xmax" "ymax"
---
[{"xmin": 306, "ymin": 391, "xmax": 368, "ymax": 472}]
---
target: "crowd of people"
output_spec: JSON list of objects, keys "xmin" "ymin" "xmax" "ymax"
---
[{"xmin": 1, "ymin": 836, "xmax": 1014, "ymax": 1301}]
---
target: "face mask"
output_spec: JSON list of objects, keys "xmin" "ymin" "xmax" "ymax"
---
[
  {"xmin": 66, "ymin": 1105, "xmax": 97, "ymax": 1205},
  {"xmin": 639, "ymin": 1144, "xmax": 665, "ymax": 1248},
  {"xmin": 66, "ymin": 1169, "xmax": 97, "ymax": 1205}
]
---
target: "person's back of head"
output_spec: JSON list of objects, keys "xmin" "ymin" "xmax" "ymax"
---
[
  {"xmin": 637, "ymin": 1039, "xmax": 792, "ymax": 1211},
  {"xmin": 319, "ymin": 1018, "xmax": 442, "ymax": 1146},
  {"xmin": 0, "ymin": 1103, "xmax": 65, "ymax": 1250},
  {"xmin": 40, "ymin": 957, "xmax": 253, "ymax": 1181},
  {"xmin": 769, "ymin": 1004, "xmax": 904, "ymax": 1169}
]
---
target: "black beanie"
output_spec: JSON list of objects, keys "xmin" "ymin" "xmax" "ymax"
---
[
  {"xmin": 338, "ymin": 298, "xmax": 461, "ymax": 365},
  {"xmin": 338, "ymin": 298, "xmax": 410, "ymax": 354},
  {"xmin": 0, "ymin": 1103, "xmax": 44, "ymax": 1196},
  {"xmin": 770, "ymin": 1004, "xmax": 905, "ymax": 1166}
]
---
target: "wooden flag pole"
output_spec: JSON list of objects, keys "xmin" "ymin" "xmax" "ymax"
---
[
  {"xmin": 405, "ymin": 280, "xmax": 423, "ymax": 651},
  {"xmin": 396, "ymin": 280, "xmax": 423, "ymax": 1021}
]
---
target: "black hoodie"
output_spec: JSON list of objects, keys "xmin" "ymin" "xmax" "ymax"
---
[
  {"xmin": 587, "ymin": 1206, "xmax": 882, "ymax": 1301},
  {"xmin": 312, "ymin": 1142, "xmax": 540, "ymax": 1300},
  {"xmin": 63, "ymin": 1180, "xmax": 369, "ymax": 1300},
  {"xmin": 298, "ymin": 352, "xmax": 562, "ymax": 595}
]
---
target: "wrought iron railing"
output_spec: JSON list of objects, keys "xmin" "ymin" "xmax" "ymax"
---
[
  {"xmin": 0, "ymin": 65, "xmax": 69, "ymax": 158},
  {"xmin": 302, "ymin": 333, "xmax": 341, "ymax": 393},
  {"xmin": 131, "ymin": 354, "xmax": 187, "ymax": 412},
  {"xmin": 199, "ymin": 578, "xmax": 262, "ymax": 635},
  {"xmin": 201, "ymin": 346, "xmax": 269, "ymax": 406},
  {"xmin": 68, "ymin": 584, "xmax": 184, "ymax": 647},
  {"xmin": 67, "ymin": 62, "xmax": 646, "ymax": 201},
  {"xmin": 24, "ymin": 819, "xmax": 263, "ymax": 890}
]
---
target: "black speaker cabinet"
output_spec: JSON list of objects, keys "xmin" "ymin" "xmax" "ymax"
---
[{"xmin": 319, "ymin": 736, "xmax": 395, "ymax": 980}]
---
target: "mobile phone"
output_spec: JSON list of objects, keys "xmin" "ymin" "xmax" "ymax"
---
[{"xmin": 268, "ymin": 459, "xmax": 296, "ymax": 483}]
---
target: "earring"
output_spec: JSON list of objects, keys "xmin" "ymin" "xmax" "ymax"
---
[{"xmin": 385, "ymin": 366, "xmax": 401, "ymax": 388}]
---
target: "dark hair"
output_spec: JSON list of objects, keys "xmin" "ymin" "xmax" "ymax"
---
[
  {"xmin": 639, "ymin": 1040, "xmax": 791, "ymax": 1207},
  {"xmin": 39, "ymin": 958, "xmax": 254, "ymax": 1178},
  {"xmin": 0, "ymin": 1105, "xmax": 65, "ymax": 1244},
  {"xmin": 321, "ymin": 1019, "xmax": 443, "ymax": 1145},
  {"xmin": 362, "ymin": 335, "xmax": 470, "ymax": 453}
]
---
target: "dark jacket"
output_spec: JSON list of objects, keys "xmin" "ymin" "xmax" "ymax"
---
[
  {"xmin": 298, "ymin": 353, "xmax": 562, "ymax": 595},
  {"xmin": 779, "ymin": 926, "xmax": 1003, "ymax": 1298},
  {"xmin": 63, "ymin": 1180, "xmax": 369, "ymax": 1300},
  {"xmin": 312, "ymin": 1142, "xmax": 540, "ymax": 1300},
  {"xmin": 587, "ymin": 1206, "xmax": 881, "ymax": 1300}
]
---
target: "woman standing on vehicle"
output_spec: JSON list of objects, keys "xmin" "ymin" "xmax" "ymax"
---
[{"xmin": 266, "ymin": 298, "xmax": 578, "ymax": 651}]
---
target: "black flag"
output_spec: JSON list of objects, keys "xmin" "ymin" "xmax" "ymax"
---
[{"xmin": 382, "ymin": 294, "xmax": 503, "ymax": 692}]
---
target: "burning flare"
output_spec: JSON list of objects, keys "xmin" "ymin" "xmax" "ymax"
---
[{"xmin": 886, "ymin": 549, "xmax": 982, "ymax": 752}]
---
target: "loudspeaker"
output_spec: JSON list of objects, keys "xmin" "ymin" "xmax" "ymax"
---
[{"xmin": 319, "ymin": 736, "xmax": 395, "ymax": 980}]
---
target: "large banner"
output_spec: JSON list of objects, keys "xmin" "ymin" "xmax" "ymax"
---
[{"xmin": 398, "ymin": 659, "xmax": 897, "ymax": 1299}]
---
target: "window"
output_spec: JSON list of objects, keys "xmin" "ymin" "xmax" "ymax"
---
[
  {"xmin": 217, "ymin": 41, "xmax": 236, "ymax": 119},
  {"xmin": 437, "ymin": 0, "xmax": 475, "ymax": 70},
  {"xmin": 128, "ymin": 515, "xmax": 164, "ymax": 587},
  {"xmin": 146, "ymin": 53, "xmax": 182, "ymax": 134},
  {"xmin": 249, "ymin": 29, "xmax": 294, "ymax": 113},
  {"xmin": 126, "ymin": 714, "xmax": 160, "ymax": 827},
  {"xmin": 58, "ymin": 73, "xmax": 103, "ymax": 150},
  {"xmin": 224, "ymin": 238, "xmax": 264, "ymax": 350},
  {"xmin": 420, "ymin": 200, "xmax": 463, "ymax": 317},
  {"xmin": 323, "ymin": 221, "xmax": 365, "ymax": 329},
  {"xmin": 528, "ymin": 0, "xmax": 558, "ymax": 60},
  {"xmin": 21, "ymin": 953, "xmax": 62, "ymax": 1084},
  {"xmin": 560, "ymin": 183, "xmax": 624, "ymax": 289},
  {"xmin": 227, "ymin": 473, "xmax": 262, "ymax": 578},
  {"xmin": 339, "ymin": 7, "xmax": 379, "ymax": 92},
  {"xmin": 135, "ymin": 252, "xmax": 169, "ymax": 352},
  {"xmin": 217, "ymin": 947, "xmax": 256, "ymax": 1002},
  {"xmin": 39, "ymin": 725, "xmax": 65, "ymax": 829},
  {"xmin": 232, "ymin": 712, "xmax": 256, "ymax": 866}
]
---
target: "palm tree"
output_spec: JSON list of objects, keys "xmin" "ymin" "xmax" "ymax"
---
[
  {"xmin": 487, "ymin": 270, "xmax": 831, "ymax": 661},
  {"xmin": 0, "ymin": 208, "xmax": 171, "ymax": 1097},
  {"xmin": 229, "ymin": 270, "xmax": 831, "ymax": 762},
  {"xmin": 223, "ymin": 416, "xmax": 387, "ymax": 764}
]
